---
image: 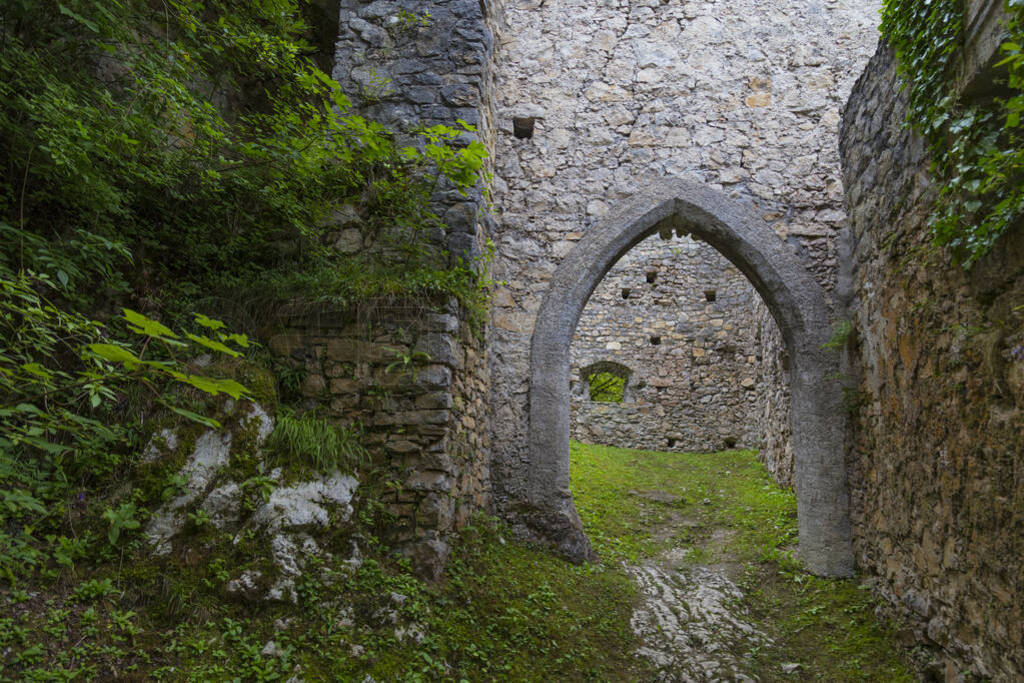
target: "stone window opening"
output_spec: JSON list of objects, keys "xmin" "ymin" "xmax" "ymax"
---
[
  {"xmin": 646, "ymin": 270, "xmax": 658, "ymax": 284},
  {"xmin": 667, "ymin": 438, "xmax": 677, "ymax": 448},
  {"xmin": 512, "ymin": 116, "xmax": 535, "ymax": 139},
  {"xmin": 579, "ymin": 361, "xmax": 632, "ymax": 402},
  {"xmin": 649, "ymin": 335, "xmax": 661, "ymax": 346},
  {"xmin": 704, "ymin": 289, "xmax": 717, "ymax": 302},
  {"xmin": 621, "ymin": 287, "xmax": 631, "ymax": 299}
]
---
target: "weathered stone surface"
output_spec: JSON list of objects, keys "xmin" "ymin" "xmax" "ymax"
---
[
  {"xmin": 841, "ymin": 44, "xmax": 1024, "ymax": 679},
  {"xmin": 251, "ymin": 473, "xmax": 358, "ymax": 531},
  {"xmin": 145, "ymin": 429, "xmax": 234, "ymax": 553},
  {"xmin": 570, "ymin": 233, "xmax": 767, "ymax": 453},
  {"xmin": 486, "ymin": 0, "xmax": 880, "ymax": 573},
  {"xmin": 523, "ymin": 178, "xmax": 852, "ymax": 576},
  {"xmin": 268, "ymin": 300, "xmax": 491, "ymax": 579}
]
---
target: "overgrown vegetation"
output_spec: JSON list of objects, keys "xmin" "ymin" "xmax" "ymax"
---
[
  {"xmin": 586, "ymin": 370, "xmax": 626, "ymax": 402},
  {"xmin": 0, "ymin": 0, "xmax": 487, "ymax": 592},
  {"xmin": 0, "ymin": 289, "xmax": 251, "ymax": 580},
  {"xmin": 265, "ymin": 410, "xmax": 369, "ymax": 474},
  {"xmin": 881, "ymin": 0, "xmax": 1024, "ymax": 266},
  {"xmin": 570, "ymin": 442, "xmax": 917, "ymax": 680},
  {"xmin": 0, "ymin": 0, "xmax": 488, "ymax": 316},
  {"xmin": 3, "ymin": 442, "xmax": 917, "ymax": 679}
]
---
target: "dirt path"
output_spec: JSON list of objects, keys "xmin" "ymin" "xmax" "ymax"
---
[{"xmin": 571, "ymin": 445, "xmax": 916, "ymax": 681}]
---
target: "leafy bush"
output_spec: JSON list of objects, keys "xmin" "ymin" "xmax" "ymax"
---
[
  {"xmin": 0, "ymin": 272, "xmax": 251, "ymax": 579},
  {"xmin": 587, "ymin": 371, "xmax": 626, "ymax": 402},
  {"xmin": 0, "ymin": 0, "xmax": 488, "ymax": 318},
  {"xmin": 0, "ymin": 0, "xmax": 488, "ymax": 581}
]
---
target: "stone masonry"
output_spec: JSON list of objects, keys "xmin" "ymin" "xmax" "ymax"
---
[
  {"xmin": 323, "ymin": 0, "xmax": 503, "ymax": 575},
  {"xmin": 487, "ymin": 0, "xmax": 880, "ymax": 514},
  {"xmin": 331, "ymin": 0, "xmax": 501, "ymax": 267},
  {"xmin": 842, "ymin": 44, "xmax": 1024, "ymax": 679},
  {"xmin": 569, "ymin": 233, "xmax": 765, "ymax": 453},
  {"xmin": 267, "ymin": 301, "xmax": 490, "ymax": 580},
  {"xmin": 320, "ymin": 0, "xmax": 1024, "ymax": 675}
]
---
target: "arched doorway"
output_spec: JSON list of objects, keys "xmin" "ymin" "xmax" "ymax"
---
[{"xmin": 524, "ymin": 178, "xmax": 854, "ymax": 577}]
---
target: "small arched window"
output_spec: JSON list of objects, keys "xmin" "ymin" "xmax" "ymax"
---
[{"xmin": 579, "ymin": 361, "xmax": 632, "ymax": 403}]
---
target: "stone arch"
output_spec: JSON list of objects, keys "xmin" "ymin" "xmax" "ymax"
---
[{"xmin": 525, "ymin": 178, "xmax": 854, "ymax": 577}]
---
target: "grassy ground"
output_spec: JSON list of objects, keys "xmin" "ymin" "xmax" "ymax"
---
[
  {"xmin": 1, "ymin": 443, "xmax": 914, "ymax": 680},
  {"xmin": 571, "ymin": 441, "xmax": 916, "ymax": 681}
]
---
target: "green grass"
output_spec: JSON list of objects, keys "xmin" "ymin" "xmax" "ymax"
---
[
  {"xmin": 570, "ymin": 441, "xmax": 917, "ymax": 682},
  {"xmin": 1, "ymin": 442, "xmax": 915, "ymax": 681},
  {"xmin": 265, "ymin": 411, "xmax": 370, "ymax": 474}
]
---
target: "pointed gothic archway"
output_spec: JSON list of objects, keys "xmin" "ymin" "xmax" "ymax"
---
[{"xmin": 525, "ymin": 178, "xmax": 854, "ymax": 577}]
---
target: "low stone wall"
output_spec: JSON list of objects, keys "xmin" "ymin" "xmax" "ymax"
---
[
  {"xmin": 842, "ymin": 45, "xmax": 1024, "ymax": 679},
  {"xmin": 267, "ymin": 300, "xmax": 490, "ymax": 579},
  {"xmin": 569, "ymin": 233, "xmax": 764, "ymax": 453}
]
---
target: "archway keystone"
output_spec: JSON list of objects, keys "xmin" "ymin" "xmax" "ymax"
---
[{"xmin": 525, "ymin": 178, "xmax": 854, "ymax": 577}]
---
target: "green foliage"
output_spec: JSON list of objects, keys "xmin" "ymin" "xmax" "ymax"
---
[
  {"xmin": 587, "ymin": 370, "xmax": 626, "ymax": 402},
  {"xmin": 102, "ymin": 503, "xmax": 141, "ymax": 545},
  {"xmin": 822, "ymin": 318, "xmax": 853, "ymax": 350},
  {"xmin": 881, "ymin": 0, "xmax": 1024, "ymax": 265},
  {"xmin": 384, "ymin": 347, "xmax": 431, "ymax": 380},
  {"xmin": 72, "ymin": 578, "xmax": 117, "ymax": 602},
  {"xmin": 0, "ymin": 272, "xmax": 250, "ymax": 580},
  {"xmin": 265, "ymin": 411, "xmax": 369, "ymax": 474},
  {"xmin": 0, "ymin": 443, "xmax": 915, "ymax": 680},
  {"xmin": 0, "ymin": 0, "xmax": 488, "ymax": 318},
  {"xmin": 393, "ymin": 8, "xmax": 433, "ymax": 34}
]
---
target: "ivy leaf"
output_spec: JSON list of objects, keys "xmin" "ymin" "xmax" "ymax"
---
[
  {"xmin": 87, "ymin": 343, "xmax": 140, "ymax": 367},
  {"xmin": 169, "ymin": 406, "xmax": 221, "ymax": 429},
  {"xmin": 20, "ymin": 363, "xmax": 54, "ymax": 381},
  {"xmin": 58, "ymin": 3, "xmax": 100, "ymax": 32},
  {"xmin": 221, "ymin": 333, "xmax": 250, "ymax": 348},
  {"xmin": 193, "ymin": 313, "xmax": 226, "ymax": 331},
  {"xmin": 182, "ymin": 374, "xmax": 249, "ymax": 399}
]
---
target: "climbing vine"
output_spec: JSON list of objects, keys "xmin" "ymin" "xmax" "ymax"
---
[{"xmin": 881, "ymin": 0, "xmax": 1024, "ymax": 266}]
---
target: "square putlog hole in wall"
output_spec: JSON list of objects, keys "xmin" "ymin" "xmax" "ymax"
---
[
  {"xmin": 704, "ymin": 289, "xmax": 717, "ymax": 302},
  {"xmin": 621, "ymin": 288, "xmax": 631, "ymax": 299},
  {"xmin": 649, "ymin": 335, "xmax": 661, "ymax": 346},
  {"xmin": 512, "ymin": 117, "xmax": 535, "ymax": 139},
  {"xmin": 646, "ymin": 270, "xmax": 658, "ymax": 284}
]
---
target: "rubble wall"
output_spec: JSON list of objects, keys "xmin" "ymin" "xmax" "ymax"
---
[{"xmin": 841, "ymin": 44, "xmax": 1024, "ymax": 679}]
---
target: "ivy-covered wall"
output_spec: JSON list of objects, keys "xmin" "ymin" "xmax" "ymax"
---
[{"xmin": 842, "ymin": 44, "xmax": 1024, "ymax": 680}]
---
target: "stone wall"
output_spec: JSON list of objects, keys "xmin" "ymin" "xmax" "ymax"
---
[
  {"xmin": 267, "ymin": 301, "xmax": 490, "ymax": 579},
  {"xmin": 319, "ymin": 0, "xmax": 500, "ymax": 577},
  {"xmin": 569, "ymin": 233, "xmax": 765, "ymax": 453},
  {"xmin": 487, "ymin": 0, "xmax": 880, "ymax": 511},
  {"xmin": 755, "ymin": 305, "xmax": 793, "ymax": 488},
  {"xmin": 331, "ymin": 0, "xmax": 499, "ymax": 265},
  {"xmin": 841, "ymin": 45, "xmax": 1024, "ymax": 679}
]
